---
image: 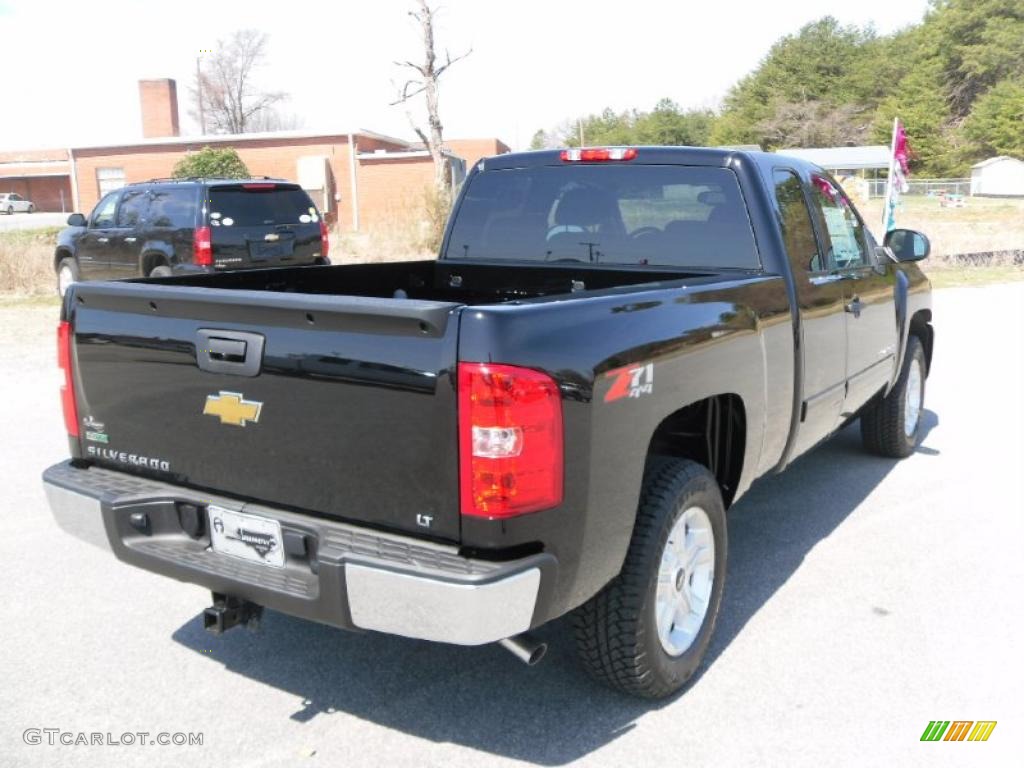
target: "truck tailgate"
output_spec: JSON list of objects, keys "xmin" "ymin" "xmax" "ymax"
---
[{"xmin": 67, "ymin": 282, "xmax": 463, "ymax": 542}]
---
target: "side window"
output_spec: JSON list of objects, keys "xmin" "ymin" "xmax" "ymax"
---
[
  {"xmin": 90, "ymin": 192, "xmax": 119, "ymax": 228},
  {"xmin": 116, "ymin": 189, "xmax": 149, "ymax": 228},
  {"xmin": 808, "ymin": 174, "xmax": 869, "ymax": 269},
  {"xmin": 773, "ymin": 170, "xmax": 823, "ymax": 273},
  {"xmin": 147, "ymin": 187, "xmax": 197, "ymax": 228}
]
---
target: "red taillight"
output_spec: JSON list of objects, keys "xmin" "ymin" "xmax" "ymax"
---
[
  {"xmin": 57, "ymin": 321, "xmax": 79, "ymax": 437},
  {"xmin": 319, "ymin": 219, "xmax": 330, "ymax": 260},
  {"xmin": 560, "ymin": 147, "xmax": 638, "ymax": 162},
  {"xmin": 193, "ymin": 225, "xmax": 213, "ymax": 266},
  {"xmin": 458, "ymin": 362, "xmax": 563, "ymax": 518}
]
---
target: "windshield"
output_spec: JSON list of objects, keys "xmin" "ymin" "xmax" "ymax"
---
[
  {"xmin": 208, "ymin": 186, "xmax": 319, "ymax": 227},
  {"xmin": 444, "ymin": 164, "xmax": 759, "ymax": 269}
]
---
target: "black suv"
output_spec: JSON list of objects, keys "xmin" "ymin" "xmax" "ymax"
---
[{"xmin": 55, "ymin": 178, "xmax": 330, "ymax": 296}]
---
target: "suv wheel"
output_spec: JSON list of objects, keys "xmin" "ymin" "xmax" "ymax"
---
[
  {"xmin": 573, "ymin": 457, "xmax": 727, "ymax": 698},
  {"xmin": 148, "ymin": 265, "xmax": 173, "ymax": 278},
  {"xmin": 57, "ymin": 258, "xmax": 78, "ymax": 297}
]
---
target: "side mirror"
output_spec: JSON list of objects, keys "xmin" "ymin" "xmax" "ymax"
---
[
  {"xmin": 67, "ymin": 213, "xmax": 87, "ymax": 227},
  {"xmin": 884, "ymin": 228, "xmax": 930, "ymax": 262}
]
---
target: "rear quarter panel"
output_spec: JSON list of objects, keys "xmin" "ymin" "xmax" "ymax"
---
[{"xmin": 458, "ymin": 275, "xmax": 793, "ymax": 618}]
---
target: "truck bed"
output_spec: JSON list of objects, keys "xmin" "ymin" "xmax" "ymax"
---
[{"xmin": 143, "ymin": 259, "xmax": 718, "ymax": 305}]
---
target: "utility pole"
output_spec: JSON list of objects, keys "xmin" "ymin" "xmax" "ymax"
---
[
  {"xmin": 578, "ymin": 118, "xmax": 584, "ymax": 147},
  {"xmin": 196, "ymin": 56, "xmax": 206, "ymax": 135}
]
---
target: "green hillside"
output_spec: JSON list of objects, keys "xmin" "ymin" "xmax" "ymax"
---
[{"xmin": 539, "ymin": 0, "xmax": 1023, "ymax": 176}]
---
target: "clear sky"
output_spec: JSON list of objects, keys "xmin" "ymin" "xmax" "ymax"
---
[{"xmin": 0, "ymin": 0, "xmax": 931, "ymax": 150}]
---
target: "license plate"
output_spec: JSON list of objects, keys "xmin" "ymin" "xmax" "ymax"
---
[
  {"xmin": 208, "ymin": 505, "xmax": 285, "ymax": 568},
  {"xmin": 250, "ymin": 242, "xmax": 292, "ymax": 260}
]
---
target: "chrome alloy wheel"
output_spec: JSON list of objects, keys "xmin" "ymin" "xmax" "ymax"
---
[
  {"xmin": 655, "ymin": 505, "xmax": 715, "ymax": 657},
  {"xmin": 904, "ymin": 358, "xmax": 923, "ymax": 437}
]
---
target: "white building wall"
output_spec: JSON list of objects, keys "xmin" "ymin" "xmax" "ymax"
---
[{"xmin": 971, "ymin": 158, "xmax": 1024, "ymax": 196}]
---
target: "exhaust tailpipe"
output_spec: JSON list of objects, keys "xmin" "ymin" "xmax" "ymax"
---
[{"xmin": 498, "ymin": 632, "xmax": 547, "ymax": 666}]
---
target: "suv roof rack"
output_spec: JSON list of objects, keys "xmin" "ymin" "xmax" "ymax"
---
[{"xmin": 142, "ymin": 175, "xmax": 287, "ymax": 183}]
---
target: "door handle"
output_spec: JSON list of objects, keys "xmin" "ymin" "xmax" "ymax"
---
[
  {"xmin": 125, "ymin": 237, "xmax": 137, "ymax": 243},
  {"xmin": 97, "ymin": 237, "xmax": 109, "ymax": 243},
  {"xmin": 207, "ymin": 337, "xmax": 247, "ymax": 362},
  {"xmin": 196, "ymin": 329, "xmax": 265, "ymax": 377},
  {"xmin": 845, "ymin": 298, "xmax": 864, "ymax": 318}
]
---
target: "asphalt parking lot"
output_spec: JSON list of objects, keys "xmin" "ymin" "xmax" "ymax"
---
[
  {"xmin": 1, "ymin": 284, "xmax": 1021, "ymax": 767},
  {"xmin": 0, "ymin": 211, "xmax": 68, "ymax": 232}
]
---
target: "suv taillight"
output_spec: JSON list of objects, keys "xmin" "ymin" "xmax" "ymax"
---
[
  {"xmin": 458, "ymin": 362, "xmax": 563, "ymax": 518},
  {"xmin": 193, "ymin": 225, "xmax": 213, "ymax": 266},
  {"xmin": 57, "ymin": 321, "xmax": 79, "ymax": 437},
  {"xmin": 320, "ymin": 219, "xmax": 330, "ymax": 260}
]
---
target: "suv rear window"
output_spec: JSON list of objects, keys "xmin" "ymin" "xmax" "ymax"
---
[
  {"xmin": 207, "ymin": 186, "xmax": 318, "ymax": 227},
  {"xmin": 445, "ymin": 165, "xmax": 759, "ymax": 269}
]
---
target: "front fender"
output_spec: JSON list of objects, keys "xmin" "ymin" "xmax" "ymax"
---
[{"xmin": 887, "ymin": 268, "xmax": 911, "ymax": 396}]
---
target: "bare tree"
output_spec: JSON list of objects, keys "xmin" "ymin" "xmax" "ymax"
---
[
  {"xmin": 191, "ymin": 30, "xmax": 287, "ymax": 135},
  {"xmin": 757, "ymin": 100, "xmax": 871, "ymax": 148},
  {"xmin": 248, "ymin": 106, "xmax": 306, "ymax": 133},
  {"xmin": 390, "ymin": 2, "xmax": 471, "ymax": 190}
]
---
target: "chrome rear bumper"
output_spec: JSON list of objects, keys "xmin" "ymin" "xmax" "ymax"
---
[{"xmin": 42, "ymin": 461, "xmax": 555, "ymax": 645}]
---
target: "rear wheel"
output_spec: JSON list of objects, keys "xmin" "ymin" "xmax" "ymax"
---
[
  {"xmin": 57, "ymin": 258, "xmax": 78, "ymax": 297},
  {"xmin": 860, "ymin": 336, "xmax": 926, "ymax": 458},
  {"xmin": 148, "ymin": 265, "xmax": 173, "ymax": 278},
  {"xmin": 573, "ymin": 458, "xmax": 727, "ymax": 698}
]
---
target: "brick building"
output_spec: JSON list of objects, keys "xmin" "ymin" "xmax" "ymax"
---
[{"xmin": 0, "ymin": 78, "xmax": 509, "ymax": 229}]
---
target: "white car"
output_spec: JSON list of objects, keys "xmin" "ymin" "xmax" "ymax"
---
[{"xmin": 0, "ymin": 192, "xmax": 35, "ymax": 214}]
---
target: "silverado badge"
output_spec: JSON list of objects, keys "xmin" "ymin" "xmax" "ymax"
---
[{"xmin": 203, "ymin": 391, "xmax": 263, "ymax": 427}]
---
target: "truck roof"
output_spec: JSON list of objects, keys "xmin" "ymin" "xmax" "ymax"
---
[{"xmin": 480, "ymin": 146, "xmax": 819, "ymax": 174}]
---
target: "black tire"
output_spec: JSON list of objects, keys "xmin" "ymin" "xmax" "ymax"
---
[
  {"xmin": 148, "ymin": 265, "xmax": 173, "ymax": 278},
  {"xmin": 5, "ymin": 206, "xmax": 12, "ymax": 215},
  {"xmin": 573, "ymin": 457, "xmax": 728, "ymax": 699},
  {"xmin": 27, "ymin": 204, "xmax": 34, "ymax": 213},
  {"xmin": 860, "ymin": 336, "xmax": 926, "ymax": 458},
  {"xmin": 56, "ymin": 257, "xmax": 79, "ymax": 298}
]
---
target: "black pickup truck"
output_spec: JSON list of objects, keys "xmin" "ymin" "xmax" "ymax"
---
[{"xmin": 43, "ymin": 147, "xmax": 933, "ymax": 698}]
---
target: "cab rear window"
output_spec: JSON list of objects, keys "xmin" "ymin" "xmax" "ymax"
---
[
  {"xmin": 445, "ymin": 165, "xmax": 759, "ymax": 269},
  {"xmin": 208, "ymin": 186, "xmax": 319, "ymax": 227}
]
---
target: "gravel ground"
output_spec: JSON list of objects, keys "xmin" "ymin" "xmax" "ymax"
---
[{"xmin": 0, "ymin": 285, "xmax": 1021, "ymax": 767}]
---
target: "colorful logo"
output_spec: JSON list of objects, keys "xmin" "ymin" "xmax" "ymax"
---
[
  {"xmin": 604, "ymin": 363, "xmax": 654, "ymax": 402},
  {"xmin": 920, "ymin": 721, "xmax": 997, "ymax": 742},
  {"xmin": 203, "ymin": 391, "xmax": 263, "ymax": 427}
]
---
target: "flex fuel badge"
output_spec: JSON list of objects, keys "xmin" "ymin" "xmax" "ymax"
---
[{"xmin": 83, "ymin": 415, "xmax": 109, "ymax": 444}]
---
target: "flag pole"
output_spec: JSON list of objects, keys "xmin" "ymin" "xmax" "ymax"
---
[{"xmin": 881, "ymin": 117, "xmax": 899, "ymax": 234}]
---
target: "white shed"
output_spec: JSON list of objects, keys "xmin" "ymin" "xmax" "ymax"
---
[{"xmin": 970, "ymin": 156, "xmax": 1024, "ymax": 197}]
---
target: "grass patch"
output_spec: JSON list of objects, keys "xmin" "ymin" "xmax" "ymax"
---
[
  {"xmin": 334, "ymin": 188, "xmax": 439, "ymax": 264},
  {"xmin": 856, "ymin": 195, "xmax": 1024, "ymax": 261},
  {"xmin": 0, "ymin": 294, "xmax": 60, "ymax": 308},
  {"xmin": 0, "ymin": 227, "xmax": 59, "ymax": 297},
  {"xmin": 923, "ymin": 265, "xmax": 1024, "ymax": 290}
]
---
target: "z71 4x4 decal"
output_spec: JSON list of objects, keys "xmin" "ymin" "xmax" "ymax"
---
[{"xmin": 603, "ymin": 363, "xmax": 654, "ymax": 403}]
